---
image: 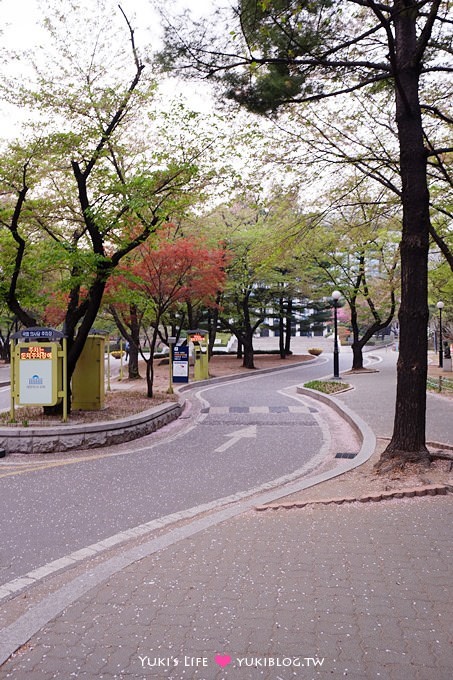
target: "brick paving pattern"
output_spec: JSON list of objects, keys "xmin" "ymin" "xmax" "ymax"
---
[{"xmin": 1, "ymin": 496, "xmax": 452, "ymax": 680}]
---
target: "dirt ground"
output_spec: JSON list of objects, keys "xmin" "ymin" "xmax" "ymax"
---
[
  {"xmin": 273, "ymin": 440, "xmax": 453, "ymax": 506},
  {"xmin": 141, "ymin": 352, "xmax": 312, "ymax": 391}
]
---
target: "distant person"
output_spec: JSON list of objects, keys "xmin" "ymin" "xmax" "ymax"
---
[{"xmin": 125, "ymin": 341, "xmax": 130, "ymax": 362}]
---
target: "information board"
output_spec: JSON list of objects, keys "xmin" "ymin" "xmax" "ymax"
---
[
  {"xmin": 172, "ymin": 344, "xmax": 189, "ymax": 383},
  {"xmin": 17, "ymin": 342, "xmax": 58, "ymax": 405}
]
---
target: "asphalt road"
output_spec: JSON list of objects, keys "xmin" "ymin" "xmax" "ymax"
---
[{"xmin": 0, "ymin": 355, "xmax": 348, "ymax": 588}]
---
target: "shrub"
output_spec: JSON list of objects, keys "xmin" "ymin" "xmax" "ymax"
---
[
  {"xmin": 308, "ymin": 348, "xmax": 323, "ymax": 356},
  {"xmin": 304, "ymin": 380, "xmax": 349, "ymax": 394},
  {"xmin": 110, "ymin": 350, "xmax": 125, "ymax": 359}
]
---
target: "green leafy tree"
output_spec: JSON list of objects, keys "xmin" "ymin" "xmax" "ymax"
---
[
  {"xmin": 307, "ymin": 189, "xmax": 400, "ymax": 369},
  {"xmin": 0, "ymin": 4, "xmax": 210, "ymax": 408},
  {"xmin": 202, "ymin": 198, "xmax": 278, "ymax": 369}
]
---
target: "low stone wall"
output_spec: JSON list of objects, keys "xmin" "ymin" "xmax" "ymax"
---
[{"xmin": 0, "ymin": 402, "xmax": 183, "ymax": 454}]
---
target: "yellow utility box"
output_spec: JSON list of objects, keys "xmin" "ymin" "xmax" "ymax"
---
[
  {"xmin": 71, "ymin": 335, "xmax": 105, "ymax": 410},
  {"xmin": 10, "ymin": 327, "xmax": 68, "ymax": 422},
  {"xmin": 14, "ymin": 342, "xmax": 61, "ymax": 406},
  {"xmin": 189, "ymin": 330, "xmax": 209, "ymax": 381}
]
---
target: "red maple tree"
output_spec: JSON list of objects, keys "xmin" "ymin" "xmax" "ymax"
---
[{"xmin": 109, "ymin": 228, "xmax": 228, "ymax": 396}]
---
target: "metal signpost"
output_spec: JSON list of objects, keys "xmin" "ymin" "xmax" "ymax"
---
[{"xmin": 331, "ymin": 290, "xmax": 341, "ymax": 379}]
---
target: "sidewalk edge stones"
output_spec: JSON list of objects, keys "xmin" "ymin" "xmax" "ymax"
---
[
  {"xmin": 296, "ymin": 384, "xmax": 377, "ymax": 470},
  {"xmin": 0, "ymin": 402, "xmax": 182, "ymax": 454},
  {"xmin": 255, "ymin": 483, "xmax": 453, "ymax": 511},
  {"xmin": 297, "ymin": 385, "xmax": 368, "ymax": 442}
]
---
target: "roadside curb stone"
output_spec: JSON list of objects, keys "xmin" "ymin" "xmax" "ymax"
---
[
  {"xmin": 255, "ymin": 483, "xmax": 453, "ymax": 511},
  {"xmin": 0, "ymin": 401, "xmax": 182, "ymax": 454}
]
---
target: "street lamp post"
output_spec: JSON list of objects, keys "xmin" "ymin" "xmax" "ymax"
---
[
  {"xmin": 437, "ymin": 301, "xmax": 444, "ymax": 369},
  {"xmin": 332, "ymin": 290, "xmax": 341, "ymax": 379},
  {"xmin": 167, "ymin": 336, "xmax": 177, "ymax": 394}
]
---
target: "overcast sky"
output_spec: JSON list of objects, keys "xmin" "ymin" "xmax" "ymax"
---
[
  {"xmin": 1, "ymin": 0, "xmax": 217, "ymax": 50},
  {"xmin": 0, "ymin": 0, "xmax": 221, "ymax": 138}
]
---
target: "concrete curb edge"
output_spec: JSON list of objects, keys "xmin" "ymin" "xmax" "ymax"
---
[{"xmin": 256, "ymin": 483, "xmax": 453, "ymax": 511}]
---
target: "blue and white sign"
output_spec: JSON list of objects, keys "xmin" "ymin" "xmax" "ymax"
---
[{"xmin": 173, "ymin": 344, "xmax": 189, "ymax": 383}]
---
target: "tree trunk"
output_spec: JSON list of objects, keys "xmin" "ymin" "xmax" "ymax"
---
[
  {"xmin": 186, "ymin": 300, "xmax": 195, "ymax": 331},
  {"xmin": 145, "ymin": 358, "xmax": 154, "ymax": 398},
  {"xmin": 66, "ymin": 279, "xmax": 109, "ymax": 386},
  {"xmin": 349, "ymin": 294, "xmax": 363, "ymax": 369},
  {"xmin": 0, "ymin": 328, "xmax": 12, "ymax": 363},
  {"xmin": 242, "ymin": 329, "xmax": 255, "ymax": 369},
  {"xmin": 241, "ymin": 291, "xmax": 256, "ymax": 368},
  {"xmin": 381, "ymin": 4, "xmax": 430, "ymax": 465},
  {"xmin": 128, "ymin": 344, "xmax": 140, "ymax": 379},
  {"xmin": 0, "ymin": 343, "xmax": 9, "ymax": 363},
  {"xmin": 42, "ymin": 277, "xmax": 108, "ymax": 415},
  {"xmin": 128, "ymin": 305, "xmax": 141, "ymax": 379},
  {"xmin": 145, "ymin": 326, "xmax": 160, "ymax": 398},
  {"xmin": 351, "ymin": 341, "xmax": 364, "ymax": 370},
  {"xmin": 208, "ymin": 303, "xmax": 220, "ymax": 358}
]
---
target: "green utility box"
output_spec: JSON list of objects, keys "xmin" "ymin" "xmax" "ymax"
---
[
  {"xmin": 189, "ymin": 329, "xmax": 209, "ymax": 381},
  {"xmin": 71, "ymin": 335, "xmax": 105, "ymax": 410}
]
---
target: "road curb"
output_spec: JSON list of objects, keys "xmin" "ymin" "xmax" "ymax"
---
[
  {"xmin": 0, "ymin": 402, "xmax": 182, "ymax": 454},
  {"xmin": 296, "ymin": 384, "xmax": 376, "ymax": 466},
  {"xmin": 255, "ymin": 483, "xmax": 453, "ymax": 511}
]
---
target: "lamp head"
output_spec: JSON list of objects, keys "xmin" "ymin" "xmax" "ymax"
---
[
  {"xmin": 436, "ymin": 301, "xmax": 444, "ymax": 310},
  {"xmin": 332, "ymin": 290, "xmax": 341, "ymax": 301}
]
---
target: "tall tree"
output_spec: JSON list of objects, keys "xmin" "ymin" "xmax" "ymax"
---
[
  {"xmin": 303, "ymin": 187, "xmax": 400, "ymax": 368},
  {"xmin": 202, "ymin": 198, "xmax": 277, "ymax": 369},
  {"xmin": 109, "ymin": 227, "xmax": 227, "ymax": 396},
  {"xmin": 159, "ymin": 0, "xmax": 453, "ymax": 465},
  {"xmin": 0, "ymin": 4, "xmax": 210, "ymax": 407}
]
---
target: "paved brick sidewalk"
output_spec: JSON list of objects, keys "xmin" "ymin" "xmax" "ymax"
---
[
  {"xmin": 1, "ymin": 496, "xmax": 451, "ymax": 680},
  {"xmin": 335, "ymin": 350, "xmax": 452, "ymax": 445}
]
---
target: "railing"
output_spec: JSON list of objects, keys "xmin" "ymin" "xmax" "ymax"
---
[{"xmin": 427, "ymin": 376, "xmax": 453, "ymax": 394}]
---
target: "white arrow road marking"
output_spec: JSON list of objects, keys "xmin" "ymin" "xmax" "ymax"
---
[{"xmin": 214, "ymin": 424, "xmax": 257, "ymax": 452}]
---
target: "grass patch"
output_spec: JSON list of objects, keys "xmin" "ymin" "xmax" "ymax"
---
[
  {"xmin": 304, "ymin": 379, "xmax": 350, "ymax": 394},
  {"xmin": 427, "ymin": 376, "xmax": 453, "ymax": 394}
]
